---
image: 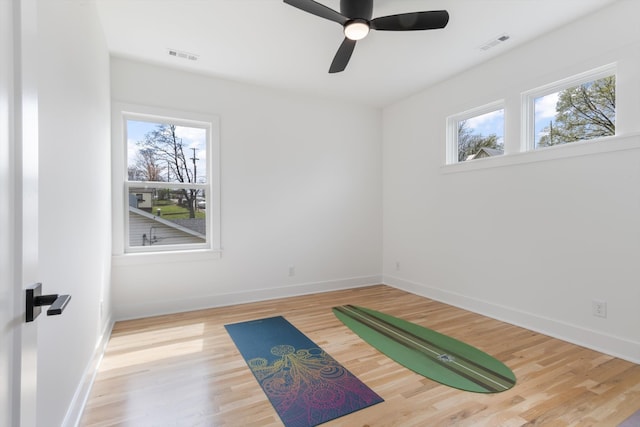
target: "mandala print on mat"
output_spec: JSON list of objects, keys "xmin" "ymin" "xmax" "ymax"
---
[{"xmin": 247, "ymin": 344, "xmax": 380, "ymax": 427}]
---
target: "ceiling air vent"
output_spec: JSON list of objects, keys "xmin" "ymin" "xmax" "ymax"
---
[
  {"xmin": 167, "ymin": 48, "xmax": 199, "ymax": 61},
  {"xmin": 479, "ymin": 33, "xmax": 510, "ymax": 51}
]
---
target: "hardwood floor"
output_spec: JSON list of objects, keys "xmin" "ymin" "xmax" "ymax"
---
[{"xmin": 79, "ymin": 285, "xmax": 640, "ymax": 426}]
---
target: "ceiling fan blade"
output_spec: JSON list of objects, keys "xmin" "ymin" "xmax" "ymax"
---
[
  {"xmin": 370, "ymin": 10, "xmax": 449, "ymax": 31},
  {"xmin": 329, "ymin": 38, "xmax": 356, "ymax": 73},
  {"xmin": 283, "ymin": 0, "xmax": 348, "ymax": 25}
]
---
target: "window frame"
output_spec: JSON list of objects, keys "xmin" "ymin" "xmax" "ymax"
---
[
  {"xmin": 113, "ymin": 103, "xmax": 221, "ymax": 257},
  {"xmin": 521, "ymin": 63, "xmax": 617, "ymax": 152},
  {"xmin": 446, "ymin": 100, "xmax": 505, "ymax": 165}
]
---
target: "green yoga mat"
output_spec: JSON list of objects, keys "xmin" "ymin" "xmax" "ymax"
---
[{"xmin": 333, "ymin": 305, "xmax": 516, "ymax": 393}]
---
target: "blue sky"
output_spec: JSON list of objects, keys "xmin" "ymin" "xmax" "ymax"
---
[{"xmin": 534, "ymin": 92, "xmax": 560, "ymax": 145}]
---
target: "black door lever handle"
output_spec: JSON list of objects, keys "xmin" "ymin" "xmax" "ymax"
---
[
  {"xmin": 26, "ymin": 283, "xmax": 72, "ymax": 322},
  {"xmin": 35, "ymin": 294, "xmax": 71, "ymax": 315}
]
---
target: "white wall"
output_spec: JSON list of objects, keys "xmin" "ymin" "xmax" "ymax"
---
[
  {"xmin": 110, "ymin": 58, "xmax": 383, "ymax": 319},
  {"xmin": 383, "ymin": 0, "xmax": 640, "ymax": 363},
  {"xmin": 37, "ymin": 1, "xmax": 112, "ymax": 426}
]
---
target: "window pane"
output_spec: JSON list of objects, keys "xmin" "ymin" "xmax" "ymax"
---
[
  {"xmin": 457, "ymin": 109, "xmax": 504, "ymax": 162},
  {"xmin": 128, "ymin": 187, "xmax": 206, "ymax": 248},
  {"xmin": 127, "ymin": 120, "xmax": 207, "ymax": 183},
  {"xmin": 534, "ymin": 75, "xmax": 615, "ymax": 148}
]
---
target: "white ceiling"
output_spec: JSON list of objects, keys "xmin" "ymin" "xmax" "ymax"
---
[{"xmin": 95, "ymin": 0, "xmax": 616, "ymax": 108}]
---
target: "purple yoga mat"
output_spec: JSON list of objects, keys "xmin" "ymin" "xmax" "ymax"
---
[
  {"xmin": 618, "ymin": 409, "xmax": 640, "ymax": 427},
  {"xmin": 225, "ymin": 316, "xmax": 383, "ymax": 427}
]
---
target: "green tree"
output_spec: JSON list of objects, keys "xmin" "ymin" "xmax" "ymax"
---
[
  {"xmin": 457, "ymin": 120, "xmax": 502, "ymax": 162},
  {"xmin": 137, "ymin": 124, "xmax": 199, "ymax": 218},
  {"xmin": 538, "ymin": 76, "xmax": 615, "ymax": 147}
]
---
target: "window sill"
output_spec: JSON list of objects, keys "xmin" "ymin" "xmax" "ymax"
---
[
  {"xmin": 441, "ymin": 132, "xmax": 640, "ymax": 174},
  {"xmin": 112, "ymin": 248, "xmax": 222, "ymax": 266}
]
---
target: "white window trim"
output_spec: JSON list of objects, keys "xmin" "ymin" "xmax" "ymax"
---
[
  {"xmin": 441, "ymin": 132, "xmax": 640, "ymax": 174},
  {"xmin": 112, "ymin": 102, "xmax": 221, "ymax": 260},
  {"xmin": 521, "ymin": 63, "xmax": 617, "ymax": 152},
  {"xmin": 446, "ymin": 100, "xmax": 505, "ymax": 165}
]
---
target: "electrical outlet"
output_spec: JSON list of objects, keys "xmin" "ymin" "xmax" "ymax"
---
[
  {"xmin": 592, "ymin": 300, "xmax": 607, "ymax": 318},
  {"xmin": 288, "ymin": 266, "xmax": 295, "ymax": 277},
  {"xmin": 395, "ymin": 261, "xmax": 400, "ymax": 271}
]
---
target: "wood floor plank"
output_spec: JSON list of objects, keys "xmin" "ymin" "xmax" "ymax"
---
[{"xmin": 79, "ymin": 285, "xmax": 640, "ymax": 426}]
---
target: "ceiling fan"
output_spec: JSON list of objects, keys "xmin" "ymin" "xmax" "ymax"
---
[{"xmin": 283, "ymin": 0, "xmax": 449, "ymax": 73}]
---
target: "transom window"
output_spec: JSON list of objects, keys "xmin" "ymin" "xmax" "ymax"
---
[
  {"xmin": 523, "ymin": 64, "xmax": 616, "ymax": 150},
  {"xmin": 447, "ymin": 101, "xmax": 505, "ymax": 164}
]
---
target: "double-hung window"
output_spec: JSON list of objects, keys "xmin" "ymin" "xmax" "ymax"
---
[{"xmin": 117, "ymin": 105, "xmax": 220, "ymax": 254}]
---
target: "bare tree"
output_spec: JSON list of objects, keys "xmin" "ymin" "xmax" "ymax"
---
[
  {"xmin": 137, "ymin": 124, "xmax": 199, "ymax": 218},
  {"xmin": 131, "ymin": 147, "xmax": 164, "ymax": 182},
  {"xmin": 128, "ymin": 165, "xmax": 143, "ymax": 181},
  {"xmin": 457, "ymin": 120, "xmax": 501, "ymax": 162}
]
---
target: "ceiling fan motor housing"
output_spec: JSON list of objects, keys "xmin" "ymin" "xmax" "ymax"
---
[{"xmin": 340, "ymin": 0, "xmax": 373, "ymax": 20}]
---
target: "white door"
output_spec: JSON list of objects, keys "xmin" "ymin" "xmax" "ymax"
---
[
  {"xmin": 0, "ymin": 1, "xmax": 15, "ymax": 423},
  {"xmin": 1, "ymin": 0, "xmax": 40, "ymax": 426}
]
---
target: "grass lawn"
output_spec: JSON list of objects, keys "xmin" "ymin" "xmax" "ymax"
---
[{"xmin": 153, "ymin": 201, "xmax": 205, "ymax": 219}]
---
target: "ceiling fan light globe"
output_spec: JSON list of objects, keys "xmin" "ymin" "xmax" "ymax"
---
[{"xmin": 344, "ymin": 20, "xmax": 369, "ymax": 40}]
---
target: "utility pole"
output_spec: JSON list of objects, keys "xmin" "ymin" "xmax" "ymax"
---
[
  {"xmin": 190, "ymin": 147, "xmax": 198, "ymax": 183},
  {"xmin": 190, "ymin": 147, "xmax": 199, "ymax": 213}
]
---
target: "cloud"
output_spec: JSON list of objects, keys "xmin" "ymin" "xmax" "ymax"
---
[
  {"xmin": 175, "ymin": 126, "xmax": 206, "ymax": 148},
  {"xmin": 466, "ymin": 109, "xmax": 504, "ymax": 128},
  {"xmin": 465, "ymin": 109, "xmax": 504, "ymax": 137},
  {"xmin": 534, "ymin": 92, "xmax": 559, "ymax": 120}
]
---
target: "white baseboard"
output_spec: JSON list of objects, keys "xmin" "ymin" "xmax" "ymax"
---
[
  {"xmin": 62, "ymin": 317, "xmax": 114, "ymax": 427},
  {"xmin": 384, "ymin": 275, "xmax": 640, "ymax": 365},
  {"xmin": 114, "ymin": 275, "xmax": 383, "ymax": 321}
]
